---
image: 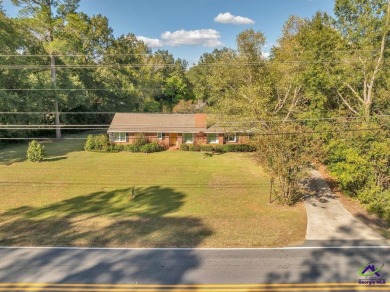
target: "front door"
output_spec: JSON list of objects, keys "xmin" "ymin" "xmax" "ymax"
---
[{"xmin": 169, "ymin": 133, "xmax": 178, "ymax": 146}]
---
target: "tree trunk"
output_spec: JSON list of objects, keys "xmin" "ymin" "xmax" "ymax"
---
[
  {"xmin": 363, "ymin": 100, "xmax": 372, "ymax": 123},
  {"xmin": 363, "ymin": 0, "xmax": 390, "ymax": 122},
  {"xmin": 50, "ymin": 54, "xmax": 61, "ymax": 139}
]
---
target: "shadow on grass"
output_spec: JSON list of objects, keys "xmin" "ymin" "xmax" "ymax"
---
[
  {"xmin": 42, "ymin": 156, "xmax": 68, "ymax": 162},
  {"xmin": 0, "ymin": 147, "xmax": 26, "ymax": 165},
  {"xmin": 0, "ymin": 136, "xmax": 85, "ymax": 165},
  {"xmin": 23, "ymin": 186, "xmax": 185, "ymax": 218},
  {"xmin": 0, "ymin": 186, "xmax": 213, "ymax": 248}
]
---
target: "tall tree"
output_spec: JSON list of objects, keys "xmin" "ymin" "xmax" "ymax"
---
[
  {"xmin": 270, "ymin": 16, "xmax": 306, "ymax": 121},
  {"xmin": 297, "ymin": 12, "xmax": 343, "ymax": 118},
  {"xmin": 144, "ymin": 50, "xmax": 191, "ymax": 111},
  {"xmin": 208, "ymin": 29, "xmax": 272, "ymax": 122},
  {"xmin": 236, "ymin": 28, "xmax": 265, "ymax": 62},
  {"xmin": 334, "ymin": 0, "xmax": 390, "ymax": 120},
  {"xmin": 12, "ymin": 0, "xmax": 80, "ymax": 138},
  {"xmin": 0, "ymin": 4, "xmax": 46, "ymax": 139},
  {"xmin": 187, "ymin": 48, "xmax": 232, "ymax": 106}
]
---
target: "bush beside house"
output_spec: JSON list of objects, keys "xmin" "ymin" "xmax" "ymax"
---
[
  {"xmin": 180, "ymin": 143, "xmax": 256, "ymax": 153},
  {"xmin": 84, "ymin": 134, "xmax": 165, "ymax": 154},
  {"xmin": 84, "ymin": 134, "xmax": 254, "ymax": 154}
]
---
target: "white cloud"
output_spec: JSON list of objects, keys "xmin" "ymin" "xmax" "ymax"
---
[
  {"xmin": 137, "ymin": 36, "xmax": 163, "ymax": 48},
  {"xmin": 214, "ymin": 12, "xmax": 255, "ymax": 25},
  {"xmin": 262, "ymin": 51, "xmax": 271, "ymax": 59},
  {"xmin": 161, "ymin": 29, "xmax": 223, "ymax": 47}
]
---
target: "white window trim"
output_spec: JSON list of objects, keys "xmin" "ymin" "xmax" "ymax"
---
[
  {"xmin": 207, "ymin": 133, "xmax": 219, "ymax": 144},
  {"xmin": 228, "ymin": 134, "xmax": 237, "ymax": 143},
  {"xmin": 114, "ymin": 132, "xmax": 127, "ymax": 142},
  {"xmin": 157, "ymin": 133, "xmax": 164, "ymax": 140},
  {"xmin": 183, "ymin": 133, "xmax": 194, "ymax": 144}
]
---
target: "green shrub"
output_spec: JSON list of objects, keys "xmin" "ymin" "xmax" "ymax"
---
[
  {"xmin": 199, "ymin": 145, "xmax": 214, "ymax": 152},
  {"xmin": 223, "ymin": 144, "xmax": 256, "ymax": 152},
  {"xmin": 84, "ymin": 134, "xmax": 110, "ymax": 152},
  {"xmin": 84, "ymin": 134, "xmax": 96, "ymax": 151},
  {"xmin": 180, "ymin": 143, "xmax": 255, "ymax": 153},
  {"xmin": 134, "ymin": 134, "xmax": 149, "ymax": 147},
  {"xmin": 140, "ymin": 142, "xmax": 164, "ymax": 153},
  {"xmin": 325, "ymin": 130, "xmax": 390, "ymax": 223},
  {"xmin": 188, "ymin": 144, "xmax": 201, "ymax": 152},
  {"xmin": 107, "ymin": 144, "xmax": 123, "ymax": 153},
  {"xmin": 27, "ymin": 140, "xmax": 46, "ymax": 162},
  {"xmin": 214, "ymin": 145, "xmax": 226, "ymax": 153},
  {"xmin": 124, "ymin": 144, "xmax": 140, "ymax": 152},
  {"xmin": 180, "ymin": 144, "xmax": 189, "ymax": 151}
]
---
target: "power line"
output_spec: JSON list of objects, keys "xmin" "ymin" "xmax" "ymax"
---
[
  {"xmin": 0, "ymin": 119, "xmax": 385, "ymax": 128},
  {"xmin": 0, "ymin": 59, "xmax": 381, "ymax": 70},
  {"xmin": 214, "ymin": 115, "xmax": 390, "ymax": 123},
  {"xmin": 0, "ymin": 128, "xmax": 108, "ymax": 130},
  {"xmin": 0, "ymin": 49, "xmax": 389, "ymax": 58},
  {"xmin": 0, "ymin": 88, "xmax": 144, "ymax": 91},
  {"xmin": 0, "ymin": 127, "xmax": 385, "ymax": 140},
  {"xmin": 0, "ymin": 53, "xmax": 199, "ymax": 57},
  {"xmin": 0, "ymin": 137, "xmax": 87, "ymax": 140},
  {"xmin": 0, "ymin": 181, "xmax": 268, "ymax": 188},
  {"xmin": 1, "ymin": 112, "xmax": 389, "ymax": 118},
  {"xmin": 0, "ymin": 112, "xmax": 118, "ymax": 114}
]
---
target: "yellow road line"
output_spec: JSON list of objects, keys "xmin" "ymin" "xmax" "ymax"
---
[
  {"xmin": 0, "ymin": 284, "xmax": 387, "ymax": 291},
  {"xmin": 0, "ymin": 282, "xmax": 366, "ymax": 286},
  {"xmin": 0, "ymin": 287, "xmax": 388, "ymax": 292}
]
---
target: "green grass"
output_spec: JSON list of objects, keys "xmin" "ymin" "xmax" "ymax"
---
[{"xmin": 0, "ymin": 136, "xmax": 306, "ymax": 247}]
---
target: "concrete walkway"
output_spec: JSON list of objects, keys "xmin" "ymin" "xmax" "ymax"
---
[{"xmin": 304, "ymin": 169, "xmax": 384, "ymax": 241}]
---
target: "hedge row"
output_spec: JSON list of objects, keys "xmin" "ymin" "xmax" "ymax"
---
[
  {"xmin": 123, "ymin": 142, "xmax": 165, "ymax": 153},
  {"xmin": 180, "ymin": 144, "xmax": 256, "ymax": 153},
  {"xmin": 84, "ymin": 134, "xmax": 165, "ymax": 153}
]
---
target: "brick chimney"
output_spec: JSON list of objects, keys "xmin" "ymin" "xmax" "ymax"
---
[{"xmin": 194, "ymin": 113, "xmax": 207, "ymax": 130}]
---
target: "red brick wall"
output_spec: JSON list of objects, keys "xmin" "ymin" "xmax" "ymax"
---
[
  {"xmin": 195, "ymin": 113, "xmax": 207, "ymax": 129},
  {"xmin": 112, "ymin": 132, "xmax": 251, "ymax": 145},
  {"xmin": 193, "ymin": 133, "xmax": 224, "ymax": 145},
  {"xmin": 225, "ymin": 134, "xmax": 250, "ymax": 144},
  {"xmin": 218, "ymin": 133, "xmax": 224, "ymax": 144},
  {"xmin": 194, "ymin": 133, "xmax": 207, "ymax": 144},
  {"xmin": 113, "ymin": 132, "xmax": 169, "ymax": 146}
]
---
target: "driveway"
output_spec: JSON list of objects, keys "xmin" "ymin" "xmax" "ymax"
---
[{"xmin": 305, "ymin": 169, "xmax": 385, "ymax": 242}]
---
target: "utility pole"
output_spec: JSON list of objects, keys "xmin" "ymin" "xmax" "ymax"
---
[
  {"xmin": 269, "ymin": 178, "xmax": 274, "ymax": 203},
  {"xmin": 50, "ymin": 53, "xmax": 61, "ymax": 139}
]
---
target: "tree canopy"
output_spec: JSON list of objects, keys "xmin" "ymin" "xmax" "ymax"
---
[{"xmin": 1, "ymin": 1, "xmax": 389, "ymax": 220}]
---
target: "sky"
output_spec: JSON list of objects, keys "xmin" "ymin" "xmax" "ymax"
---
[{"xmin": 2, "ymin": 0, "xmax": 335, "ymax": 65}]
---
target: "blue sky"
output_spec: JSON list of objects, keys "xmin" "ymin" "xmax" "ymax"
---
[{"xmin": 3, "ymin": 0, "xmax": 335, "ymax": 65}]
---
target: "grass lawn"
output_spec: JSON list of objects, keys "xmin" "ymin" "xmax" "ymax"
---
[{"xmin": 0, "ymin": 136, "xmax": 306, "ymax": 248}]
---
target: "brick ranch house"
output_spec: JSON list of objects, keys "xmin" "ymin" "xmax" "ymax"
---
[{"xmin": 107, "ymin": 113, "xmax": 250, "ymax": 147}]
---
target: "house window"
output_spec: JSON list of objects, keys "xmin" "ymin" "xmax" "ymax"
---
[
  {"xmin": 114, "ymin": 132, "xmax": 127, "ymax": 142},
  {"xmin": 183, "ymin": 133, "xmax": 194, "ymax": 144},
  {"xmin": 207, "ymin": 133, "xmax": 219, "ymax": 144},
  {"xmin": 227, "ymin": 134, "xmax": 237, "ymax": 143},
  {"xmin": 157, "ymin": 133, "xmax": 165, "ymax": 139}
]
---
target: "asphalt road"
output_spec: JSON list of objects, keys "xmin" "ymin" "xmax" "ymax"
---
[{"xmin": 0, "ymin": 245, "xmax": 390, "ymax": 291}]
